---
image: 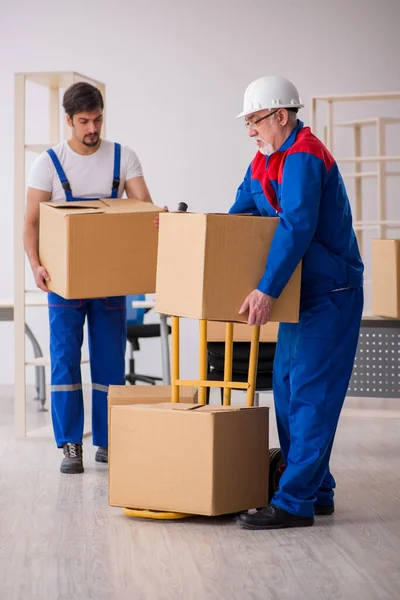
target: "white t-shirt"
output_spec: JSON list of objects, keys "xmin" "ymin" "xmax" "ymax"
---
[{"xmin": 28, "ymin": 139, "xmax": 143, "ymax": 202}]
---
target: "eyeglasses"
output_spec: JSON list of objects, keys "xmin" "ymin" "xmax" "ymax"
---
[{"xmin": 245, "ymin": 109, "xmax": 279, "ymax": 130}]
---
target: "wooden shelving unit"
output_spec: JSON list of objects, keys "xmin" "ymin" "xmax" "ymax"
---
[{"xmin": 14, "ymin": 71, "xmax": 106, "ymax": 438}]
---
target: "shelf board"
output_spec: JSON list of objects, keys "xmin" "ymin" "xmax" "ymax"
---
[
  {"xmin": 342, "ymin": 171, "xmax": 378, "ymax": 178},
  {"xmin": 0, "ymin": 298, "xmax": 14, "ymax": 309},
  {"xmin": 0, "ymin": 295, "xmax": 48, "ymax": 308},
  {"xmin": 312, "ymin": 91, "xmax": 400, "ymax": 102},
  {"xmin": 16, "ymin": 71, "xmax": 105, "ymax": 89},
  {"xmin": 26, "ymin": 356, "xmax": 90, "ymax": 367},
  {"xmin": 25, "ymin": 144, "xmax": 51, "ymax": 153},
  {"xmin": 341, "ymin": 170, "xmax": 400, "ymax": 177},
  {"xmin": 25, "ymin": 294, "xmax": 48, "ymax": 307},
  {"xmin": 335, "ymin": 117, "xmax": 400, "ymax": 127},
  {"xmin": 353, "ymin": 220, "xmax": 400, "ymax": 231},
  {"xmin": 337, "ymin": 156, "xmax": 400, "ymax": 163}
]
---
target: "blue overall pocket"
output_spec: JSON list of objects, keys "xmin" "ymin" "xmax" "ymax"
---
[{"xmin": 105, "ymin": 296, "xmax": 126, "ymax": 309}]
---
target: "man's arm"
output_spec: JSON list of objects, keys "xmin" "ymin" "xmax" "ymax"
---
[
  {"xmin": 24, "ymin": 188, "xmax": 51, "ymax": 292},
  {"xmin": 123, "ymin": 145, "xmax": 152, "ymax": 203},
  {"xmin": 257, "ymin": 152, "xmax": 324, "ymax": 298},
  {"xmin": 240, "ymin": 152, "xmax": 324, "ymax": 326},
  {"xmin": 229, "ymin": 164, "xmax": 261, "ymax": 215},
  {"xmin": 125, "ymin": 176, "xmax": 153, "ymax": 203}
]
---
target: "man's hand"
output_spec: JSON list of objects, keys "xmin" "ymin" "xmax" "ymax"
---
[
  {"xmin": 239, "ymin": 289, "xmax": 276, "ymax": 326},
  {"xmin": 33, "ymin": 265, "xmax": 50, "ymax": 292},
  {"xmin": 154, "ymin": 206, "xmax": 169, "ymax": 228}
]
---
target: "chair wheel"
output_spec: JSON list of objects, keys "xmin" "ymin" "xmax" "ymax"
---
[{"xmin": 268, "ymin": 448, "xmax": 286, "ymax": 503}]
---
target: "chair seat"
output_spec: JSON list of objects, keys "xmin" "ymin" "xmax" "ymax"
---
[
  {"xmin": 207, "ymin": 342, "xmax": 276, "ymax": 361},
  {"xmin": 208, "ymin": 355, "xmax": 274, "ymax": 373},
  {"xmin": 207, "ymin": 341, "xmax": 276, "ymax": 374},
  {"xmin": 127, "ymin": 323, "xmax": 171, "ymax": 340}
]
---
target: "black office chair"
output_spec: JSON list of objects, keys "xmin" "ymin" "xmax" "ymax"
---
[
  {"xmin": 206, "ymin": 341, "xmax": 276, "ymax": 403},
  {"xmin": 125, "ymin": 294, "xmax": 171, "ymax": 385}
]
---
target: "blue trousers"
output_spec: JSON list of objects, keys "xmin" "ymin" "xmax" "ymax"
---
[
  {"xmin": 48, "ymin": 293, "xmax": 127, "ymax": 448},
  {"xmin": 271, "ymin": 288, "xmax": 363, "ymax": 518}
]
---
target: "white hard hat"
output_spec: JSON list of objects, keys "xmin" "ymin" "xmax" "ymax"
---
[{"xmin": 236, "ymin": 76, "xmax": 304, "ymax": 119}]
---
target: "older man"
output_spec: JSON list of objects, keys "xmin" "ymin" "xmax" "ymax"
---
[{"xmin": 231, "ymin": 76, "xmax": 364, "ymax": 529}]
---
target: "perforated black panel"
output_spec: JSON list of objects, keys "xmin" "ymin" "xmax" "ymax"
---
[{"xmin": 348, "ymin": 320, "xmax": 400, "ymax": 398}]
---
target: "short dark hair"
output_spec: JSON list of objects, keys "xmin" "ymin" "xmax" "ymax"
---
[
  {"xmin": 287, "ymin": 107, "xmax": 299, "ymax": 114},
  {"xmin": 62, "ymin": 82, "xmax": 104, "ymax": 118}
]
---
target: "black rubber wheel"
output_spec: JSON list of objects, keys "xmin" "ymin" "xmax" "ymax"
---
[{"xmin": 268, "ymin": 448, "xmax": 286, "ymax": 503}]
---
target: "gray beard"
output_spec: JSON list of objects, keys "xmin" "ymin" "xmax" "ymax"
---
[{"xmin": 256, "ymin": 138, "xmax": 274, "ymax": 156}]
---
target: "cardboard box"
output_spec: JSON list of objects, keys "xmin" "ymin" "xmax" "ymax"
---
[
  {"xmin": 155, "ymin": 213, "xmax": 301, "ymax": 323},
  {"xmin": 372, "ymin": 239, "xmax": 400, "ymax": 318},
  {"xmin": 207, "ymin": 321, "xmax": 279, "ymax": 342},
  {"xmin": 39, "ymin": 198, "xmax": 161, "ymax": 299},
  {"xmin": 109, "ymin": 402, "xmax": 269, "ymax": 516}
]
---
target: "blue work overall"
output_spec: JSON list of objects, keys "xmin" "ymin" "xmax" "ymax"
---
[{"xmin": 47, "ymin": 144, "xmax": 127, "ymax": 448}]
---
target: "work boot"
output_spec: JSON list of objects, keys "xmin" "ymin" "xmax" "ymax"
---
[
  {"xmin": 60, "ymin": 443, "xmax": 84, "ymax": 474},
  {"xmin": 238, "ymin": 504, "xmax": 314, "ymax": 530},
  {"xmin": 315, "ymin": 504, "xmax": 335, "ymax": 516},
  {"xmin": 95, "ymin": 447, "xmax": 108, "ymax": 463}
]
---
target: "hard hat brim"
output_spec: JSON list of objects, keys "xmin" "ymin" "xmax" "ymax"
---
[{"xmin": 235, "ymin": 103, "xmax": 304, "ymax": 119}]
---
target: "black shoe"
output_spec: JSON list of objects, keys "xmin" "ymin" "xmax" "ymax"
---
[
  {"xmin": 61, "ymin": 443, "xmax": 84, "ymax": 474},
  {"xmin": 95, "ymin": 447, "xmax": 108, "ymax": 463},
  {"xmin": 315, "ymin": 504, "xmax": 335, "ymax": 516},
  {"xmin": 238, "ymin": 504, "xmax": 314, "ymax": 530}
]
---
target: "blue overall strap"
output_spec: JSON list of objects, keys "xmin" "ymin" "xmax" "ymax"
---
[
  {"xmin": 111, "ymin": 143, "xmax": 121, "ymax": 198},
  {"xmin": 47, "ymin": 149, "xmax": 73, "ymax": 202}
]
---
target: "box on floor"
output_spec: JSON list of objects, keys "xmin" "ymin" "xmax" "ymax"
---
[
  {"xmin": 372, "ymin": 239, "xmax": 400, "ymax": 318},
  {"xmin": 109, "ymin": 400, "xmax": 269, "ymax": 516}
]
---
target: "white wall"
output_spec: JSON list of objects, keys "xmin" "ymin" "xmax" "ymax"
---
[{"xmin": 0, "ymin": 0, "xmax": 399, "ymax": 384}]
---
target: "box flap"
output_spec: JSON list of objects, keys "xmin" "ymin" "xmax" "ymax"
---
[
  {"xmin": 205, "ymin": 212, "xmax": 254, "ymax": 217},
  {"xmin": 110, "ymin": 402, "xmax": 203, "ymax": 414},
  {"xmin": 195, "ymin": 405, "xmax": 268, "ymax": 413},
  {"xmin": 135, "ymin": 402, "xmax": 203, "ymax": 411},
  {"xmin": 43, "ymin": 199, "xmax": 162, "ymax": 216},
  {"xmin": 108, "ymin": 384, "xmax": 198, "ymax": 404},
  {"xmin": 47, "ymin": 201, "xmax": 106, "ymax": 209},
  {"xmin": 45, "ymin": 200, "xmax": 106, "ymax": 215},
  {"xmin": 101, "ymin": 198, "xmax": 162, "ymax": 214}
]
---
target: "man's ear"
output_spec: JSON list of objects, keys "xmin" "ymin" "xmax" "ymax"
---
[
  {"xmin": 66, "ymin": 114, "xmax": 73, "ymax": 128},
  {"xmin": 277, "ymin": 109, "xmax": 290, "ymax": 126}
]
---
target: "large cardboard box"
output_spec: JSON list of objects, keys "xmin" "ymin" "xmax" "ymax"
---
[
  {"xmin": 207, "ymin": 321, "xmax": 279, "ymax": 342},
  {"xmin": 39, "ymin": 198, "xmax": 161, "ymax": 299},
  {"xmin": 155, "ymin": 213, "xmax": 301, "ymax": 323},
  {"xmin": 109, "ymin": 403, "xmax": 269, "ymax": 516},
  {"xmin": 372, "ymin": 239, "xmax": 400, "ymax": 318}
]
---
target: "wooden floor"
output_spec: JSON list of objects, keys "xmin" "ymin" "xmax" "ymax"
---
[{"xmin": 1, "ymin": 387, "xmax": 400, "ymax": 600}]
